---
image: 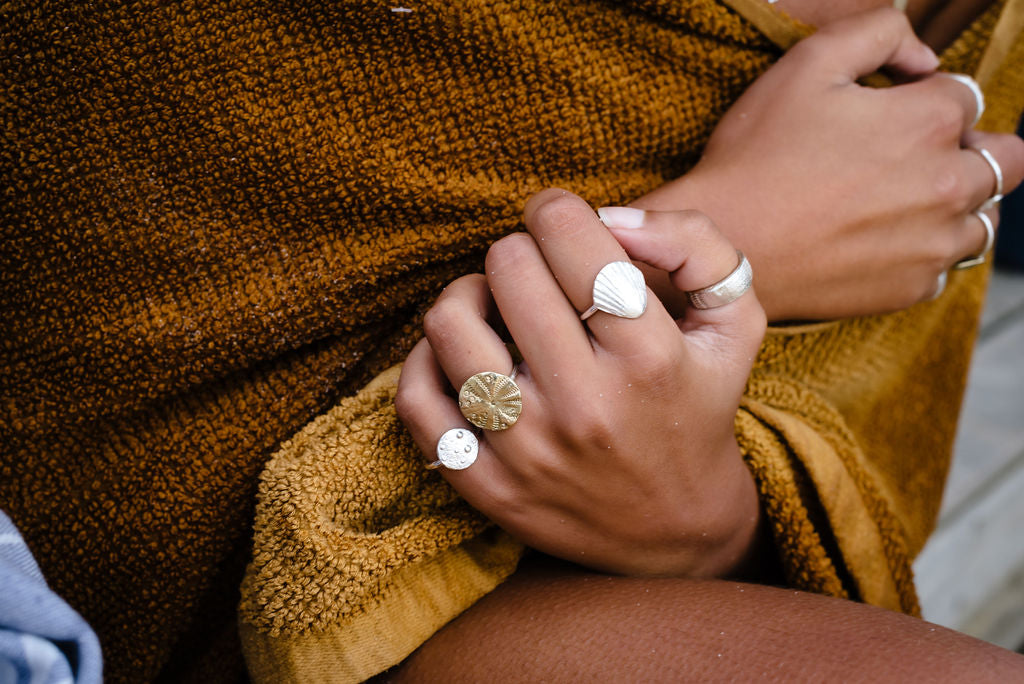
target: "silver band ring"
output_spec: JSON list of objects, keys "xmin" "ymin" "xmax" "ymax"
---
[
  {"xmin": 580, "ymin": 261, "xmax": 648, "ymax": 320},
  {"xmin": 427, "ymin": 428, "xmax": 479, "ymax": 470},
  {"xmin": 686, "ymin": 250, "xmax": 753, "ymax": 310},
  {"xmin": 953, "ymin": 211, "xmax": 995, "ymax": 270},
  {"xmin": 974, "ymin": 147, "xmax": 1004, "ymax": 209},
  {"xmin": 458, "ymin": 370, "xmax": 523, "ymax": 431},
  {"xmin": 941, "ymin": 73, "xmax": 984, "ymax": 127},
  {"xmin": 928, "ymin": 271, "xmax": 948, "ymax": 301}
]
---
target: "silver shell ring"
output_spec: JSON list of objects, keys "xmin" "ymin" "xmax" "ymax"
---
[
  {"xmin": 426, "ymin": 428, "xmax": 479, "ymax": 470},
  {"xmin": 953, "ymin": 211, "xmax": 995, "ymax": 270},
  {"xmin": 974, "ymin": 147, "xmax": 1004, "ymax": 209},
  {"xmin": 580, "ymin": 261, "xmax": 648, "ymax": 320},
  {"xmin": 686, "ymin": 250, "xmax": 753, "ymax": 310},
  {"xmin": 941, "ymin": 73, "xmax": 985, "ymax": 127}
]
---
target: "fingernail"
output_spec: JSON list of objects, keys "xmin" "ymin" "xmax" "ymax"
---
[{"xmin": 597, "ymin": 206, "xmax": 645, "ymax": 229}]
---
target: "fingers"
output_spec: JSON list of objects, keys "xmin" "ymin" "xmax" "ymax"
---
[
  {"xmin": 598, "ymin": 207, "xmax": 766, "ymax": 346},
  {"xmin": 481, "ymin": 232, "xmax": 593, "ymax": 382},
  {"xmin": 936, "ymin": 73, "xmax": 984, "ymax": 128},
  {"xmin": 421, "ymin": 274, "xmax": 516, "ymax": 393},
  {"xmin": 963, "ymin": 130, "xmax": 1024, "ymax": 204},
  {"xmin": 395, "ymin": 338, "xmax": 513, "ymax": 506},
  {"xmin": 515, "ymin": 189, "xmax": 682, "ymax": 357},
  {"xmin": 789, "ymin": 8, "xmax": 938, "ymax": 83},
  {"xmin": 952, "ymin": 208, "xmax": 999, "ymax": 270},
  {"xmin": 898, "ymin": 73, "xmax": 983, "ymax": 141}
]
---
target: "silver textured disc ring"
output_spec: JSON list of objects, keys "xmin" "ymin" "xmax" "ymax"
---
[
  {"xmin": 579, "ymin": 261, "xmax": 648, "ymax": 320},
  {"xmin": 458, "ymin": 371, "xmax": 523, "ymax": 431},
  {"xmin": 426, "ymin": 428, "xmax": 479, "ymax": 470},
  {"xmin": 685, "ymin": 250, "xmax": 753, "ymax": 309}
]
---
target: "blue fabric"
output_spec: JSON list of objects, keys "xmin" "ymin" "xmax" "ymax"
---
[{"xmin": 0, "ymin": 511, "xmax": 102, "ymax": 684}]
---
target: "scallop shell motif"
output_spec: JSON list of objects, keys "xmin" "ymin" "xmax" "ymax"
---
[
  {"xmin": 591, "ymin": 261, "xmax": 647, "ymax": 318},
  {"xmin": 459, "ymin": 371, "xmax": 522, "ymax": 431},
  {"xmin": 435, "ymin": 428, "xmax": 479, "ymax": 470}
]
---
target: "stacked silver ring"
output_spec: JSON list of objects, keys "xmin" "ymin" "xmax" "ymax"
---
[
  {"xmin": 975, "ymin": 147, "xmax": 1004, "ymax": 210},
  {"xmin": 954, "ymin": 212, "xmax": 996, "ymax": 270}
]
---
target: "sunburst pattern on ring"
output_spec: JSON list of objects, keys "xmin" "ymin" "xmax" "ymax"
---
[{"xmin": 458, "ymin": 371, "xmax": 522, "ymax": 431}]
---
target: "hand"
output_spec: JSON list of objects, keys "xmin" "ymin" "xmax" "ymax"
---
[
  {"xmin": 634, "ymin": 8, "xmax": 1024, "ymax": 321},
  {"xmin": 396, "ymin": 189, "xmax": 766, "ymax": 578}
]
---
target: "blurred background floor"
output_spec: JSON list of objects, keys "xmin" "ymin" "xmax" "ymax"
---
[{"xmin": 914, "ymin": 265, "xmax": 1024, "ymax": 652}]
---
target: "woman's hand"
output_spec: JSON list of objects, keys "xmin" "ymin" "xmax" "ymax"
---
[
  {"xmin": 635, "ymin": 8, "xmax": 1024, "ymax": 321},
  {"xmin": 396, "ymin": 189, "xmax": 766, "ymax": 578}
]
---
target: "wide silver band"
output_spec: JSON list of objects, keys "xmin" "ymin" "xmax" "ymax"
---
[
  {"xmin": 941, "ymin": 73, "xmax": 984, "ymax": 127},
  {"xmin": 975, "ymin": 147, "xmax": 1004, "ymax": 209},
  {"xmin": 928, "ymin": 271, "xmax": 948, "ymax": 301},
  {"xmin": 685, "ymin": 250, "xmax": 753, "ymax": 310},
  {"xmin": 953, "ymin": 211, "xmax": 995, "ymax": 270}
]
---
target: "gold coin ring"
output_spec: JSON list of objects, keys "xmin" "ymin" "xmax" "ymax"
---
[{"xmin": 458, "ymin": 371, "xmax": 522, "ymax": 431}]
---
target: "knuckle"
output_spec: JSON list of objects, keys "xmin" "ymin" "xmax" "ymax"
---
[
  {"xmin": 565, "ymin": 401, "xmax": 614, "ymax": 447},
  {"xmin": 422, "ymin": 298, "xmax": 463, "ymax": 350},
  {"xmin": 926, "ymin": 98, "xmax": 966, "ymax": 142},
  {"xmin": 393, "ymin": 380, "xmax": 422, "ymax": 425},
  {"xmin": 626, "ymin": 338, "xmax": 682, "ymax": 381},
  {"xmin": 526, "ymin": 192, "xmax": 591, "ymax": 238},
  {"xmin": 485, "ymin": 232, "xmax": 535, "ymax": 273},
  {"xmin": 931, "ymin": 167, "xmax": 973, "ymax": 213},
  {"xmin": 681, "ymin": 210, "xmax": 721, "ymax": 244}
]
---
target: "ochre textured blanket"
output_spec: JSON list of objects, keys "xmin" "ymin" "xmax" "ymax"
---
[
  {"xmin": 1, "ymin": 0, "xmax": 1022, "ymax": 682},
  {"xmin": 236, "ymin": 2, "xmax": 1024, "ymax": 683}
]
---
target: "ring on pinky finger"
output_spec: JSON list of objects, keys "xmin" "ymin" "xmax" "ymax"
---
[
  {"xmin": 953, "ymin": 211, "xmax": 996, "ymax": 270},
  {"xmin": 426, "ymin": 428, "xmax": 480, "ymax": 470}
]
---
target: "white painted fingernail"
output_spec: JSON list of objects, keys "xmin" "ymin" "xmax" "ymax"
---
[{"xmin": 597, "ymin": 206, "xmax": 645, "ymax": 229}]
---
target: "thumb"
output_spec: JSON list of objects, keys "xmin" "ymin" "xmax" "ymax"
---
[
  {"xmin": 789, "ymin": 7, "xmax": 939, "ymax": 82},
  {"xmin": 597, "ymin": 206, "xmax": 766, "ymax": 345}
]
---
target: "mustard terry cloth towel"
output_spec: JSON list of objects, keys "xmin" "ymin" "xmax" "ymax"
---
[{"xmin": 237, "ymin": 2, "xmax": 1024, "ymax": 683}]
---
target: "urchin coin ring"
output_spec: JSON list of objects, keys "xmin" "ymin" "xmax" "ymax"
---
[
  {"xmin": 579, "ymin": 261, "xmax": 648, "ymax": 320},
  {"xmin": 459, "ymin": 371, "xmax": 523, "ymax": 431},
  {"xmin": 426, "ymin": 428, "xmax": 480, "ymax": 470}
]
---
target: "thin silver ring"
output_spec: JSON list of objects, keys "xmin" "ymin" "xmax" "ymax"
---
[
  {"xmin": 974, "ymin": 147, "xmax": 1004, "ymax": 209},
  {"xmin": 928, "ymin": 271, "xmax": 948, "ymax": 301},
  {"xmin": 953, "ymin": 211, "xmax": 995, "ymax": 270},
  {"xmin": 940, "ymin": 73, "xmax": 984, "ymax": 127},
  {"xmin": 685, "ymin": 250, "xmax": 753, "ymax": 310}
]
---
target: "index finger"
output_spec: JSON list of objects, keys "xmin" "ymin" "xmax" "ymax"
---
[
  {"xmin": 787, "ymin": 7, "xmax": 939, "ymax": 83},
  {"xmin": 515, "ymin": 189, "xmax": 681, "ymax": 357}
]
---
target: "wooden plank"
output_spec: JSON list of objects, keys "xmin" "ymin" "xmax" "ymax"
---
[
  {"xmin": 914, "ymin": 454, "xmax": 1024, "ymax": 648},
  {"xmin": 941, "ymin": 310, "xmax": 1024, "ymax": 519}
]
